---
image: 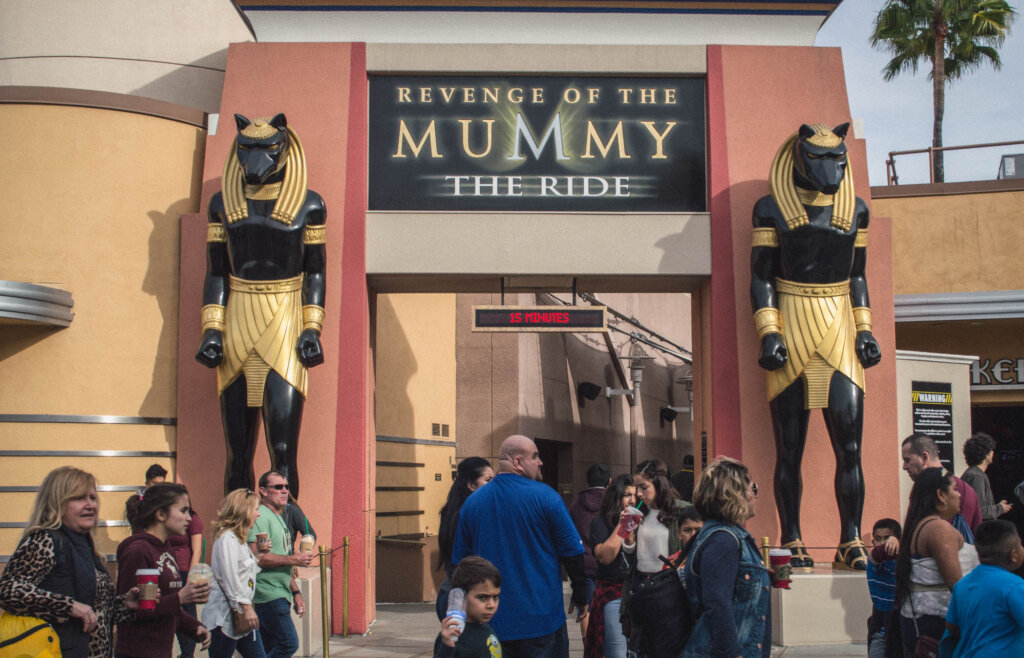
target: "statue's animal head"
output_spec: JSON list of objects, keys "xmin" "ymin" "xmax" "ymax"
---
[
  {"xmin": 234, "ymin": 113, "xmax": 290, "ymax": 185},
  {"xmin": 793, "ymin": 123, "xmax": 850, "ymax": 194}
]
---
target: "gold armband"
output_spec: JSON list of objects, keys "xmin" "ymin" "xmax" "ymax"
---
[
  {"xmin": 854, "ymin": 230, "xmax": 868, "ymax": 248},
  {"xmin": 201, "ymin": 304, "xmax": 226, "ymax": 332},
  {"xmin": 751, "ymin": 227, "xmax": 779, "ymax": 248},
  {"xmin": 303, "ymin": 225, "xmax": 326, "ymax": 245},
  {"xmin": 207, "ymin": 224, "xmax": 226, "ymax": 243},
  {"xmin": 753, "ymin": 308, "xmax": 782, "ymax": 339},
  {"xmin": 852, "ymin": 307, "xmax": 872, "ymax": 332},
  {"xmin": 302, "ymin": 305, "xmax": 325, "ymax": 333}
]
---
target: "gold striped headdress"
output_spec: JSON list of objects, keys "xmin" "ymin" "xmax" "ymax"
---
[
  {"xmin": 222, "ymin": 118, "xmax": 308, "ymax": 226},
  {"xmin": 769, "ymin": 124, "xmax": 855, "ymax": 232}
]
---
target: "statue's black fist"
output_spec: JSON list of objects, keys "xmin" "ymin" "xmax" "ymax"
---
[
  {"xmin": 297, "ymin": 329, "xmax": 324, "ymax": 368},
  {"xmin": 856, "ymin": 331, "xmax": 881, "ymax": 368},
  {"xmin": 758, "ymin": 333, "xmax": 788, "ymax": 371},
  {"xmin": 196, "ymin": 329, "xmax": 224, "ymax": 367}
]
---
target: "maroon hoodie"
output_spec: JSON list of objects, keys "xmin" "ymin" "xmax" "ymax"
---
[
  {"xmin": 569, "ymin": 486, "xmax": 606, "ymax": 577},
  {"xmin": 115, "ymin": 531, "xmax": 201, "ymax": 657}
]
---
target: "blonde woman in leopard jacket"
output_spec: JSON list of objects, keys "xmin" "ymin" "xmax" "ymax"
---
[{"xmin": 0, "ymin": 467, "xmax": 142, "ymax": 657}]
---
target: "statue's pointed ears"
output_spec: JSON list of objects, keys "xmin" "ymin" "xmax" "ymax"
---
[
  {"xmin": 270, "ymin": 113, "xmax": 288, "ymax": 131},
  {"xmin": 798, "ymin": 122, "xmax": 851, "ymax": 142},
  {"xmin": 234, "ymin": 114, "xmax": 251, "ymax": 132}
]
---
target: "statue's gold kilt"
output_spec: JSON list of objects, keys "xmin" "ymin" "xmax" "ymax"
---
[
  {"xmin": 218, "ymin": 274, "xmax": 308, "ymax": 406},
  {"xmin": 767, "ymin": 278, "xmax": 865, "ymax": 409}
]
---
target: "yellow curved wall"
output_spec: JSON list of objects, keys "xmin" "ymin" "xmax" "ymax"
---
[
  {"xmin": 0, "ymin": 104, "xmax": 204, "ymax": 556},
  {"xmin": 877, "ymin": 188, "xmax": 1024, "ymax": 295}
]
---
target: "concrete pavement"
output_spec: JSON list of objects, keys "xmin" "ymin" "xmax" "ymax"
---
[{"xmin": 323, "ymin": 596, "xmax": 867, "ymax": 657}]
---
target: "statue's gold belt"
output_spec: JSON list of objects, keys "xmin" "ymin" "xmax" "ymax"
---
[
  {"xmin": 775, "ymin": 278, "xmax": 850, "ymax": 297},
  {"xmin": 228, "ymin": 274, "xmax": 303, "ymax": 293}
]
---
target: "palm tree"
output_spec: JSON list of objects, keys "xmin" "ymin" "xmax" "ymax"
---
[{"xmin": 871, "ymin": 0, "xmax": 1016, "ymax": 182}]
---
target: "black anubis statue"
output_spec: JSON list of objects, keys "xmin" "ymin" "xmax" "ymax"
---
[
  {"xmin": 750, "ymin": 123, "xmax": 881, "ymax": 571},
  {"xmin": 196, "ymin": 113, "xmax": 326, "ymax": 498}
]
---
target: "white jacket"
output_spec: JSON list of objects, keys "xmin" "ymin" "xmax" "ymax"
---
[{"xmin": 201, "ymin": 529, "xmax": 260, "ymax": 639}]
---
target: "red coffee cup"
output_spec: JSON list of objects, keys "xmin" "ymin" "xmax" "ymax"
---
[
  {"xmin": 137, "ymin": 568, "xmax": 160, "ymax": 609},
  {"xmin": 617, "ymin": 506, "xmax": 643, "ymax": 538},
  {"xmin": 768, "ymin": 549, "xmax": 792, "ymax": 589}
]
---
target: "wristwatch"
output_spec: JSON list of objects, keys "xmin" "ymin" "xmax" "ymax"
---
[{"xmin": 291, "ymin": 590, "xmax": 301, "ymax": 596}]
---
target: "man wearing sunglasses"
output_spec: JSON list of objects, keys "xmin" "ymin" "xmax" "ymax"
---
[{"xmin": 248, "ymin": 471, "xmax": 315, "ymax": 657}]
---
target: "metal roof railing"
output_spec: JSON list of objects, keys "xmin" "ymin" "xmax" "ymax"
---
[{"xmin": 886, "ymin": 139, "xmax": 1024, "ymax": 185}]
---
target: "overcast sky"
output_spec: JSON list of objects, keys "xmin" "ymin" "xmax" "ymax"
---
[{"xmin": 815, "ymin": 0, "xmax": 1023, "ymax": 186}]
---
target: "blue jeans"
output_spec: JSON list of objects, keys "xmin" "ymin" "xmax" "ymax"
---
[
  {"xmin": 209, "ymin": 626, "xmax": 268, "ymax": 658},
  {"xmin": 603, "ymin": 598, "xmax": 628, "ymax": 658},
  {"xmin": 254, "ymin": 598, "xmax": 299, "ymax": 658},
  {"xmin": 176, "ymin": 594, "xmax": 197, "ymax": 658}
]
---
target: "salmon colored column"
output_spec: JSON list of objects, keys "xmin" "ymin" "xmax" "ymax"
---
[
  {"xmin": 175, "ymin": 42, "xmax": 372, "ymax": 633},
  {"xmin": 705, "ymin": 45, "xmax": 744, "ymax": 461},
  {"xmin": 705, "ymin": 45, "xmax": 901, "ymax": 561},
  {"xmin": 332, "ymin": 42, "xmax": 374, "ymax": 634}
]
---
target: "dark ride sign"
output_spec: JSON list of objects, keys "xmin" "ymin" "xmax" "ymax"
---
[{"xmin": 368, "ymin": 75, "xmax": 706, "ymax": 212}]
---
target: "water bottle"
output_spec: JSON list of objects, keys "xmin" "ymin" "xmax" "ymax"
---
[{"xmin": 446, "ymin": 587, "xmax": 467, "ymax": 639}]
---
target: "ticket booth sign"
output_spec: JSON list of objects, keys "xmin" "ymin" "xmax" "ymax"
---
[{"xmin": 472, "ymin": 306, "xmax": 607, "ymax": 332}]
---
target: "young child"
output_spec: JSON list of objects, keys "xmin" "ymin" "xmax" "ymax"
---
[
  {"xmin": 663, "ymin": 506, "xmax": 703, "ymax": 569},
  {"xmin": 940, "ymin": 520, "xmax": 1024, "ymax": 657},
  {"xmin": 437, "ymin": 556, "xmax": 503, "ymax": 657},
  {"xmin": 866, "ymin": 518, "xmax": 900, "ymax": 658}
]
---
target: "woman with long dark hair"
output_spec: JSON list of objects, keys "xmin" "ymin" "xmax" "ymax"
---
[
  {"xmin": 116, "ymin": 483, "xmax": 212, "ymax": 657},
  {"xmin": 895, "ymin": 467, "xmax": 978, "ymax": 656},
  {"xmin": 435, "ymin": 457, "xmax": 494, "ymax": 619},
  {"xmin": 0, "ymin": 467, "xmax": 143, "ymax": 657},
  {"xmin": 585, "ymin": 474, "xmax": 635, "ymax": 658},
  {"xmin": 621, "ymin": 458, "xmax": 689, "ymax": 656},
  {"xmin": 682, "ymin": 457, "xmax": 770, "ymax": 658}
]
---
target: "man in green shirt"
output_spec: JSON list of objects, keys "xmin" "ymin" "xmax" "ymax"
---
[{"xmin": 247, "ymin": 471, "xmax": 315, "ymax": 658}]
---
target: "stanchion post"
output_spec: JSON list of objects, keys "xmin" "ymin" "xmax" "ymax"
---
[
  {"xmin": 319, "ymin": 545, "xmax": 329, "ymax": 657},
  {"xmin": 761, "ymin": 536, "xmax": 770, "ymax": 567},
  {"xmin": 342, "ymin": 536, "xmax": 350, "ymax": 638}
]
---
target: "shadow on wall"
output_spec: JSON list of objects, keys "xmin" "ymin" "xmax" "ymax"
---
[
  {"xmin": 0, "ymin": 324, "xmax": 64, "ymax": 364},
  {"xmin": 140, "ymin": 195, "xmax": 203, "ymax": 418},
  {"xmin": 524, "ymin": 293, "xmax": 694, "ymax": 483},
  {"xmin": 655, "ymin": 213, "xmax": 713, "ymax": 275},
  {"xmin": 374, "ymin": 294, "xmax": 417, "ymax": 441}
]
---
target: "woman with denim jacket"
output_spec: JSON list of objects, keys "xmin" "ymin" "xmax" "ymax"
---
[{"xmin": 683, "ymin": 457, "xmax": 771, "ymax": 658}]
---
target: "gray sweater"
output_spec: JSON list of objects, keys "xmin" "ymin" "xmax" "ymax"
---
[{"xmin": 961, "ymin": 465, "xmax": 1000, "ymax": 520}]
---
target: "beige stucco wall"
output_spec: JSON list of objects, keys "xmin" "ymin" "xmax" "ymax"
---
[
  {"xmin": 895, "ymin": 350, "xmax": 977, "ymax": 520},
  {"xmin": 374, "ymin": 294, "xmax": 457, "ymax": 538},
  {"xmin": 364, "ymin": 43, "xmax": 711, "ymax": 292},
  {"xmin": 454, "ymin": 291, "xmax": 693, "ymax": 495},
  {"xmin": 897, "ymin": 318, "xmax": 1024, "ymax": 405},
  {"xmin": 518, "ymin": 292, "xmax": 693, "ymax": 483},
  {"xmin": 875, "ymin": 188, "xmax": 1024, "ymax": 295},
  {"xmin": 0, "ymin": 0, "xmax": 253, "ymax": 112},
  {"xmin": 0, "ymin": 103, "xmax": 204, "ymax": 555}
]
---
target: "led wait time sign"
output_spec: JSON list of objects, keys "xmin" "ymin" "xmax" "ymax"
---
[{"xmin": 472, "ymin": 306, "xmax": 607, "ymax": 333}]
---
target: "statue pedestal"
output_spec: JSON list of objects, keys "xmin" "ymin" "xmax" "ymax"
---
[
  {"xmin": 771, "ymin": 564, "xmax": 871, "ymax": 646},
  {"xmin": 291, "ymin": 567, "xmax": 331, "ymax": 657}
]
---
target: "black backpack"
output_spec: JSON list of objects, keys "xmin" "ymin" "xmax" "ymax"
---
[{"xmin": 628, "ymin": 552, "xmax": 695, "ymax": 658}]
